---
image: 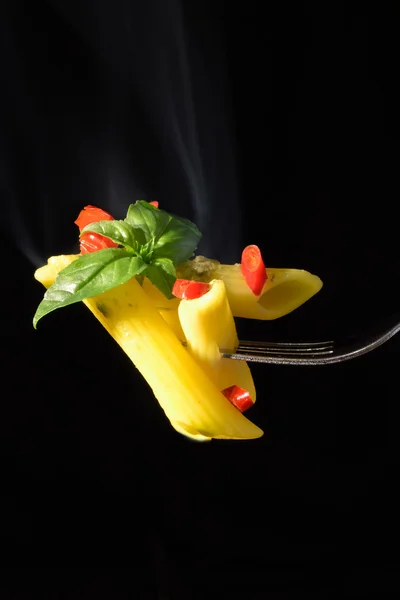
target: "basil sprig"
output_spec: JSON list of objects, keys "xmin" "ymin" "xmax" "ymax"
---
[{"xmin": 33, "ymin": 201, "xmax": 201, "ymax": 327}]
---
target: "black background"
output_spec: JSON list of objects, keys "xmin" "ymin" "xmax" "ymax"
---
[{"xmin": 1, "ymin": 1, "xmax": 399, "ymax": 597}]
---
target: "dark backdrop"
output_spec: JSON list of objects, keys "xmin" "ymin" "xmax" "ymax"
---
[{"xmin": 1, "ymin": 1, "xmax": 399, "ymax": 597}]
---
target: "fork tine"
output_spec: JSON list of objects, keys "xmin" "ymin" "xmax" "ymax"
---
[
  {"xmin": 237, "ymin": 341, "xmax": 335, "ymax": 352},
  {"xmin": 221, "ymin": 348, "xmax": 335, "ymax": 362},
  {"xmin": 237, "ymin": 340, "xmax": 334, "ymax": 348},
  {"xmin": 221, "ymin": 350, "xmax": 335, "ymax": 364},
  {"xmin": 223, "ymin": 339, "xmax": 336, "ymax": 360},
  {"xmin": 221, "ymin": 312, "xmax": 400, "ymax": 365},
  {"xmin": 233, "ymin": 346, "xmax": 335, "ymax": 356}
]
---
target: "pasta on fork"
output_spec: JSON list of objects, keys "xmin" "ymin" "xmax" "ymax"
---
[{"xmin": 33, "ymin": 201, "xmax": 322, "ymax": 441}]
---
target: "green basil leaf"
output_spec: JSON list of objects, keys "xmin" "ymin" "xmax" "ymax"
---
[
  {"xmin": 144, "ymin": 257, "xmax": 176, "ymax": 299},
  {"xmin": 34, "ymin": 200, "xmax": 203, "ymax": 326},
  {"xmin": 125, "ymin": 201, "xmax": 170, "ymax": 245},
  {"xmin": 125, "ymin": 201, "xmax": 201, "ymax": 263},
  {"xmin": 81, "ymin": 219, "xmax": 138, "ymax": 252},
  {"xmin": 33, "ymin": 249, "xmax": 146, "ymax": 327},
  {"xmin": 152, "ymin": 214, "xmax": 201, "ymax": 264}
]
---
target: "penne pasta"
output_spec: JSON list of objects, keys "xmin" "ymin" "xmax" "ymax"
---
[
  {"xmin": 177, "ymin": 257, "xmax": 323, "ymax": 320},
  {"xmin": 35, "ymin": 255, "xmax": 263, "ymax": 441},
  {"xmin": 141, "ymin": 277, "xmax": 185, "ymax": 341},
  {"xmin": 33, "ymin": 201, "xmax": 323, "ymax": 443},
  {"xmin": 178, "ymin": 279, "xmax": 238, "ymax": 366},
  {"xmin": 178, "ymin": 279, "xmax": 256, "ymax": 402}
]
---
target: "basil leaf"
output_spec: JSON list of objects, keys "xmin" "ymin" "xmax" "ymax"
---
[
  {"xmin": 144, "ymin": 257, "xmax": 176, "ymax": 299},
  {"xmin": 126, "ymin": 201, "xmax": 201, "ymax": 263},
  {"xmin": 81, "ymin": 220, "xmax": 138, "ymax": 252},
  {"xmin": 34, "ymin": 201, "xmax": 203, "ymax": 325},
  {"xmin": 33, "ymin": 249, "xmax": 146, "ymax": 327},
  {"xmin": 125, "ymin": 201, "xmax": 170, "ymax": 246},
  {"xmin": 152, "ymin": 214, "xmax": 201, "ymax": 264}
]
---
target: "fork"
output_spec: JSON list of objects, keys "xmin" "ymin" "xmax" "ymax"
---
[{"xmin": 221, "ymin": 313, "xmax": 400, "ymax": 366}]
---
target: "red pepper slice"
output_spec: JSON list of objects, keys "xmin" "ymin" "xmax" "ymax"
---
[
  {"xmin": 75, "ymin": 205, "xmax": 115, "ymax": 231},
  {"xmin": 241, "ymin": 244, "xmax": 267, "ymax": 296},
  {"xmin": 149, "ymin": 201, "xmax": 159, "ymax": 208},
  {"xmin": 74, "ymin": 205, "xmax": 118, "ymax": 254},
  {"xmin": 172, "ymin": 279, "xmax": 211, "ymax": 300},
  {"xmin": 222, "ymin": 385, "xmax": 254, "ymax": 413},
  {"xmin": 79, "ymin": 232, "xmax": 118, "ymax": 254}
]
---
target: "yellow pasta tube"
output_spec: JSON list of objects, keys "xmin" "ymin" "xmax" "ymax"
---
[
  {"xmin": 141, "ymin": 277, "xmax": 185, "ymax": 341},
  {"xmin": 177, "ymin": 279, "xmax": 256, "ymax": 402},
  {"xmin": 35, "ymin": 254, "xmax": 79, "ymax": 288},
  {"xmin": 215, "ymin": 265, "xmax": 322, "ymax": 320},
  {"xmin": 178, "ymin": 280, "xmax": 238, "ymax": 365},
  {"xmin": 35, "ymin": 256, "xmax": 263, "ymax": 441},
  {"xmin": 213, "ymin": 358, "xmax": 256, "ymax": 402},
  {"xmin": 177, "ymin": 257, "xmax": 323, "ymax": 320},
  {"xmin": 141, "ymin": 276, "xmax": 180, "ymax": 311}
]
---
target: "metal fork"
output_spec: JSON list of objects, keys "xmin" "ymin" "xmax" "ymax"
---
[{"xmin": 221, "ymin": 313, "xmax": 400, "ymax": 366}]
